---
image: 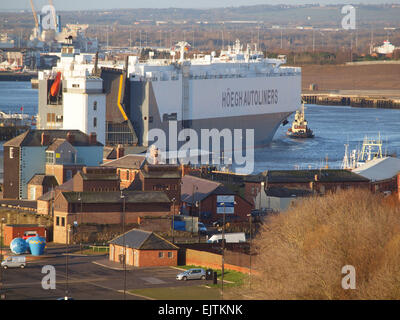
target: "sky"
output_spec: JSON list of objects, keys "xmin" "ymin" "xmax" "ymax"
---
[{"xmin": 1, "ymin": 0, "xmax": 399, "ymax": 11}]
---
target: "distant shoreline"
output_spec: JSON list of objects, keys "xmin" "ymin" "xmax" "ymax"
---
[{"xmin": 0, "ymin": 72, "xmax": 37, "ymax": 82}]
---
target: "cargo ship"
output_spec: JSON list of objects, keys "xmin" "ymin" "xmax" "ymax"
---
[
  {"xmin": 286, "ymin": 103, "xmax": 314, "ymax": 139},
  {"xmin": 37, "ymin": 40, "xmax": 301, "ymax": 150}
]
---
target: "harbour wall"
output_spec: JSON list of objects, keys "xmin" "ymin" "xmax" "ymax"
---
[
  {"xmin": 302, "ymin": 91, "xmax": 400, "ymax": 109},
  {"xmin": 0, "ymin": 72, "xmax": 37, "ymax": 81}
]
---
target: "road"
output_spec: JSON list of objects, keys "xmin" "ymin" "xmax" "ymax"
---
[{"xmin": 0, "ymin": 246, "xmax": 210, "ymax": 300}]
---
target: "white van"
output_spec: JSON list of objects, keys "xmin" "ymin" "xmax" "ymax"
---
[
  {"xmin": 1, "ymin": 256, "xmax": 26, "ymax": 269},
  {"xmin": 207, "ymin": 232, "xmax": 246, "ymax": 244}
]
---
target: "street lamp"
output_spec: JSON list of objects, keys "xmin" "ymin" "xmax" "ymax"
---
[
  {"xmin": 259, "ymin": 181, "xmax": 265, "ymax": 212},
  {"xmin": 221, "ymin": 202, "xmax": 226, "ymax": 299},
  {"xmin": 220, "ymin": 200, "xmax": 236, "ymax": 299},
  {"xmin": 171, "ymin": 198, "xmax": 176, "ymax": 244},
  {"xmin": 0, "ymin": 217, "xmax": 5, "ymax": 298},
  {"xmin": 65, "ymin": 218, "xmax": 70, "ymax": 299},
  {"xmin": 120, "ymin": 191, "xmax": 127, "ymax": 300},
  {"xmin": 77, "ymin": 193, "xmax": 83, "ymax": 254},
  {"xmin": 191, "ymin": 185, "xmax": 198, "ymax": 236},
  {"xmin": 247, "ymin": 213, "xmax": 252, "ymax": 290}
]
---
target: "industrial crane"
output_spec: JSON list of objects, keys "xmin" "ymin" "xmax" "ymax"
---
[
  {"xmin": 29, "ymin": 0, "xmax": 58, "ymax": 32},
  {"xmin": 29, "ymin": 0, "xmax": 39, "ymax": 30}
]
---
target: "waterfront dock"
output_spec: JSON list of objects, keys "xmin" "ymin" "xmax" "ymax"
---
[{"xmin": 302, "ymin": 90, "xmax": 400, "ymax": 109}]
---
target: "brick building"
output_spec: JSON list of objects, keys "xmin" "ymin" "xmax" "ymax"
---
[
  {"xmin": 102, "ymin": 154, "xmax": 146, "ymax": 189},
  {"xmin": 27, "ymin": 174, "xmax": 58, "ymax": 201},
  {"xmin": 109, "ymin": 229, "xmax": 178, "ymax": 267},
  {"xmin": 53, "ymin": 191, "xmax": 172, "ymax": 243},
  {"xmin": 36, "ymin": 167, "xmax": 119, "ymax": 216},
  {"xmin": 129, "ymin": 163, "xmax": 182, "ymax": 203},
  {"xmin": 181, "ymin": 175, "xmax": 252, "ymax": 223},
  {"xmin": 244, "ymin": 169, "xmax": 370, "ymax": 207},
  {"xmin": 72, "ymin": 167, "xmax": 120, "ymax": 192},
  {"xmin": 2, "ymin": 224, "xmax": 47, "ymax": 246},
  {"xmin": 3, "ymin": 130, "xmax": 103, "ymax": 199}
]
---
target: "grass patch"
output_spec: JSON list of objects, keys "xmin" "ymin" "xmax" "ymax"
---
[
  {"xmin": 179, "ymin": 265, "xmax": 247, "ymax": 288},
  {"xmin": 129, "ymin": 285, "xmax": 222, "ymax": 300},
  {"xmin": 71, "ymin": 246, "xmax": 109, "ymax": 255}
]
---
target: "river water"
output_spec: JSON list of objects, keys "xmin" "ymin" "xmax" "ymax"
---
[{"xmin": 1, "ymin": 81, "xmax": 400, "ymax": 176}]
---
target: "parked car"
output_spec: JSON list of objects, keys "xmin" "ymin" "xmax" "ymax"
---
[
  {"xmin": 1, "ymin": 256, "xmax": 26, "ymax": 269},
  {"xmin": 198, "ymin": 222, "xmax": 207, "ymax": 234},
  {"xmin": 176, "ymin": 268, "xmax": 206, "ymax": 281}
]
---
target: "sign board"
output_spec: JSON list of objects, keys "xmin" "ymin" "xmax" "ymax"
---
[{"xmin": 217, "ymin": 195, "xmax": 235, "ymax": 214}]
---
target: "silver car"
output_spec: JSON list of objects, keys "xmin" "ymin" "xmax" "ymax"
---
[
  {"xmin": 1, "ymin": 256, "xmax": 26, "ymax": 269},
  {"xmin": 176, "ymin": 268, "xmax": 206, "ymax": 281}
]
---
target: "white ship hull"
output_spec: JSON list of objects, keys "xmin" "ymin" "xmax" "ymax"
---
[{"xmin": 129, "ymin": 73, "xmax": 301, "ymax": 148}]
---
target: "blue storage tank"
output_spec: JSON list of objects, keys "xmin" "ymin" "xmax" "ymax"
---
[
  {"xmin": 28, "ymin": 236, "xmax": 46, "ymax": 256},
  {"xmin": 25, "ymin": 238, "xmax": 31, "ymax": 253},
  {"xmin": 10, "ymin": 238, "xmax": 28, "ymax": 255}
]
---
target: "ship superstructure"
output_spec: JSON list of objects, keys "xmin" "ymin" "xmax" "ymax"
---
[
  {"xmin": 37, "ymin": 39, "xmax": 301, "ymax": 154},
  {"xmin": 128, "ymin": 39, "xmax": 301, "ymax": 148}
]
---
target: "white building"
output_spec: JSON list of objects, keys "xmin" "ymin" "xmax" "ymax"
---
[{"xmin": 62, "ymin": 74, "xmax": 106, "ymax": 145}]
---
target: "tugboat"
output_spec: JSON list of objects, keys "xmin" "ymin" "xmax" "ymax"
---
[{"xmin": 286, "ymin": 103, "xmax": 314, "ymax": 139}]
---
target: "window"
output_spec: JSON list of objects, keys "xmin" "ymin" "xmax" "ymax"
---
[
  {"xmin": 126, "ymin": 170, "xmax": 130, "ymax": 180},
  {"xmin": 66, "ymin": 170, "xmax": 73, "ymax": 181},
  {"xmin": 93, "ymin": 101, "xmax": 97, "ymax": 111},
  {"xmin": 46, "ymin": 151, "xmax": 55, "ymax": 164},
  {"xmin": 47, "ymin": 113, "xmax": 56, "ymax": 124},
  {"xmin": 158, "ymin": 252, "xmax": 164, "ymax": 258},
  {"xmin": 93, "ymin": 117, "xmax": 97, "ymax": 128},
  {"xmin": 9, "ymin": 147, "xmax": 14, "ymax": 159},
  {"xmin": 56, "ymin": 216, "xmax": 60, "ymax": 226},
  {"xmin": 61, "ymin": 217, "xmax": 65, "ymax": 227},
  {"xmin": 168, "ymin": 252, "xmax": 173, "ymax": 258},
  {"xmin": 72, "ymin": 83, "xmax": 80, "ymax": 88}
]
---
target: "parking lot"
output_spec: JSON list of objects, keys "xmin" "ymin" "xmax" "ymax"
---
[{"xmin": 0, "ymin": 246, "xmax": 211, "ymax": 300}]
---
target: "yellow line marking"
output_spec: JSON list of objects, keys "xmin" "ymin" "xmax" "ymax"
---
[{"xmin": 117, "ymin": 74, "xmax": 128, "ymax": 121}]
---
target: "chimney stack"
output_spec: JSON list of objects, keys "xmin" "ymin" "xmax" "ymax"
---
[
  {"xmin": 66, "ymin": 132, "xmax": 75, "ymax": 144},
  {"xmin": 89, "ymin": 132, "xmax": 97, "ymax": 145},
  {"xmin": 41, "ymin": 132, "xmax": 50, "ymax": 146},
  {"xmin": 116, "ymin": 144, "xmax": 125, "ymax": 159}
]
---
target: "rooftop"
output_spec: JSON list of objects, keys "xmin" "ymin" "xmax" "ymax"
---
[
  {"xmin": 78, "ymin": 171, "xmax": 119, "ymax": 181},
  {"xmin": 141, "ymin": 164, "xmax": 182, "ymax": 179},
  {"xmin": 27, "ymin": 174, "xmax": 59, "ymax": 187},
  {"xmin": 4, "ymin": 130, "xmax": 103, "ymax": 147},
  {"xmin": 353, "ymin": 157, "xmax": 400, "ymax": 182},
  {"xmin": 246, "ymin": 169, "xmax": 370, "ymax": 183},
  {"xmin": 181, "ymin": 175, "xmax": 233, "ymax": 203},
  {"xmin": 102, "ymin": 154, "xmax": 147, "ymax": 170},
  {"xmin": 61, "ymin": 191, "xmax": 171, "ymax": 204},
  {"xmin": 109, "ymin": 228, "xmax": 178, "ymax": 250},
  {"xmin": 46, "ymin": 138, "xmax": 75, "ymax": 152}
]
